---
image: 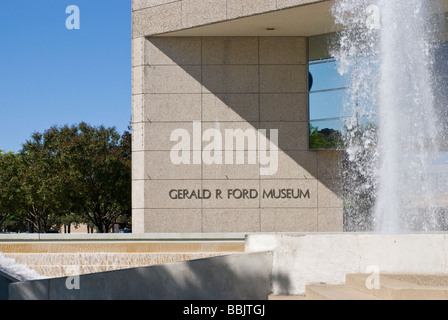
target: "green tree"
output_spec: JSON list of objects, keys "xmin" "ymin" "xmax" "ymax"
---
[
  {"xmin": 309, "ymin": 125, "xmax": 343, "ymax": 149},
  {"xmin": 0, "ymin": 151, "xmax": 23, "ymax": 232},
  {"xmin": 48, "ymin": 123, "xmax": 131, "ymax": 233},
  {"xmin": 0, "ymin": 123, "xmax": 131, "ymax": 233},
  {"xmin": 19, "ymin": 133, "xmax": 66, "ymax": 232}
]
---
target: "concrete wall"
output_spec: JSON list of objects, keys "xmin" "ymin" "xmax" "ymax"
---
[
  {"xmin": 9, "ymin": 251, "xmax": 273, "ymax": 300},
  {"xmin": 0, "ymin": 271, "xmax": 16, "ymax": 300},
  {"xmin": 132, "ymin": 36, "xmax": 343, "ymax": 233},
  {"xmin": 246, "ymin": 233, "xmax": 448, "ymax": 295},
  {"xmin": 132, "ymin": 0, "xmax": 326, "ymax": 38}
]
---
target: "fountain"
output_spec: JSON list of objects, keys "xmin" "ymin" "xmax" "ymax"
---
[
  {"xmin": 333, "ymin": 0, "xmax": 448, "ymax": 233},
  {"xmin": 4, "ymin": 0, "xmax": 448, "ymax": 299},
  {"xmin": 0, "ymin": 253, "xmax": 45, "ymax": 282}
]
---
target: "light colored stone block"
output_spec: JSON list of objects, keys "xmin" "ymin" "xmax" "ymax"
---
[
  {"xmin": 131, "ymin": 209, "xmax": 145, "ymax": 234},
  {"xmin": 202, "ymin": 37, "xmax": 258, "ymax": 65},
  {"xmin": 203, "ymin": 161, "xmax": 260, "ymax": 180},
  {"xmin": 144, "ymin": 122, "xmax": 196, "ymax": 151},
  {"xmin": 146, "ymin": 37, "xmax": 202, "ymax": 65},
  {"xmin": 260, "ymin": 65, "xmax": 308, "ymax": 93},
  {"xmin": 132, "ymin": 122, "xmax": 145, "ymax": 152},
  {"xmin": 203, "ymin": 209, "xmax": 260, "ymax": 232},
  {"xmin": 144, "ymin": 180, "xmax": 203, "ymax": 209},
  {"xmin": 260, "ymin": 179, "xmax": 318, "ymax": 208},
  {"xmin": 202, "ymin": 65, "xmax": 259, "ymax": 94},
  {"xmin": 201, "ymin": 121, "xmax": 260, "ymax": 151},
  {"xmin": 317, "ymin": 179, "xmax": 343, "ymax": 208},
  {"xmin": 260, "ymin": 208, "xmax": 318, "ymax": 232},
  {"xmin": 144, "ymin": 209, "xmax": 202, "ymax": 233},
  {"xmin": 145, "ymin": 151, "xmax": 202, "ymax": 180},
  {"xmin": 260, "ymin": 93, "xmax": 308, "ymax": 122},
  {"xmin": 145, "ymin": 65, "xmax": 202, "ymax": 93},
  {"xmin": 132, "ymin": 0, "xmax": 180, "ymax": 11},
  {"xmin": 260, "ymin": 150, "xmax": 318, "ymax": 180},
  {"xmin": 132, "ymin": 1, "xmax": 182, "ymax": 37},
  {"xmin": 202, "ymin": 94, "xmax": 259, "ymax": 122},
  {"xmin": 317, "ymin": 207, "xmax": 343, "ymax": 232},
  {"xmin": 202, "ymin": 180, "xmax": 260, "ymax": 209},
  {"xmin": 181, "ymin": 0, "xmax": 227, "ymax": 29},
  {"xmin": 132, "ymin": 66, "xmax": 145, "ymax": 95},
  {"xmin": 132, "ymin": 180, "xmax": 146, "ymax": 209},
  {"xmin": 357, "ymin": 234, "xmax": 447, "ymax": 275},
  {"xmin": 227, "ymin": 0, "xmax": 277, "ymax": 20},
  {"xmin": 259, "ymin": 37, "xmax": 307, "ymax": 64},
  {"xmin": 145, "ymin": 94, "xmax": 201, "ymax": 122},
  {"xmin": 132, "ymin": 37, "xmax": 146, "ymax": 67},
  {"xmin": 259, "ymin": 122, "xmax": 309, "ymax": 150},
  {"xmin": 132, "ymin": 94, "xmax": 145, "ymax": 124},
  {"xmin": 132, "ymin": 151, "xmax": 146, "ymax": 180}
]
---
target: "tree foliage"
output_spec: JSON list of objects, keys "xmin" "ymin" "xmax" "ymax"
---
[
  {"xmin": 309, "ymin": 125, "xmax": 343, "ymax": 150},
  {"xmin": 0, "ymin": 151, "xmax": 24, "ymax": 231},
  {"xmin": 0, "ymin": 123, "xmax": 131, "ymax": 233}
]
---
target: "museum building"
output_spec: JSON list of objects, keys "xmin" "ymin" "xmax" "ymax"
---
[{"xmin": 131, "ymin": 0, "xmax": 448, "ymax": 233}]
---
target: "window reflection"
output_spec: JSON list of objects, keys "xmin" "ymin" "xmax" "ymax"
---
[
  {"xmin": 309, "ymin": 89, "xmax": 348, "ymax": 120},
  {"xmin": 308, "ymin": 30, "xmax": 448, "ymax": 150},
  {"xmin": 309, "ymin": 119, "xmax": 344, "ymax": 150},
  {"xmin": 308, "ymin": 60, "xmax": 349, "ymax": 92},
  {"xmin": 308, "ymin": 33, "xmax": 348, "ymax": 150}
]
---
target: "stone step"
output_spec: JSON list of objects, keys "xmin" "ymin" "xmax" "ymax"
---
[
  {"xmin": 270, "ymin": 274, "xmax": 448, "ymax": 300},
  {"xmin": 305, "ymin": 284, "xmax": 380, "ymax": 300},
  {"xmin": 345, "ymin": 273, "xmax": 448, "ymax": 300}
]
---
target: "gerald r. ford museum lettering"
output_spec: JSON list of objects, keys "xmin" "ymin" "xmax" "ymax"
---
[
  {"xmin": 170, "ymin": 121, "xmax": 279, "ymax": 176},
  {"xmin": 169, "ymin": 188, "xmax": 311, "ymax": 200}
]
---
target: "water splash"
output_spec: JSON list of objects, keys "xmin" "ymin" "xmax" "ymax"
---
[
  {"xmin": 4, "ymin": 252, "xmax": 233, "ymax": 278},
  {"xmin": 374, "ymin": 0, "xmax": 442, "ymax": 233},
  {"xmin": 0, "ymin": 252, "xmax": 46, "ymax": 281},
  {"xmin": 332, "ymin": 0, "xmax": 445, "ymax": 233},
  {"xmin": 331, "ymin": 0, "xmax": 381, "ymax": 232}
]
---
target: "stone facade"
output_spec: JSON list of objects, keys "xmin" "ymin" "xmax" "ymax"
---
[
  {"xmin": 131, "ymin": 0, "xmax": 325, "ymax": 38},
  {"xmin": 131, "ymin": 0, "xmax": 343, "ymax": 233}
]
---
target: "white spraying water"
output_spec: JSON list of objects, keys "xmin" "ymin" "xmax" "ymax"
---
[
  {"xmin": 374, "ymin": 0, "xmax": 441, "ymax": 233},
  {"xmin": 332, "ymin": 0, "xmax": 444, "ymax": 233},
  {"xmin": 0, "ymin": 252, "xmax": 46, "ymax": 282}
]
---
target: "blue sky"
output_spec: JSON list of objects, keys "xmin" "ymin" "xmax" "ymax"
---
[{"xmin": 0, "ymin": 0, "xmax": 131, "ymax": 152}]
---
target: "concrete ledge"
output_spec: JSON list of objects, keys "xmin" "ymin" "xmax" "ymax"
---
[
  {"xmin": 0, "ymin": 233, "xmax": 248, "ymax": 242},
  {"xmin": 0, "ymin": 233, "xmax": 248, "ymax": 255},
  {"xmin": 132, "ymin": 0, "xmax": 326, "ymax": 37},
  {"xmin": 9, "ymin": 251, "xmax": 273, "ymax": 300},
  {"xmin": 245, "ymin": 233, "xmax": 448, "ymax": 295}
]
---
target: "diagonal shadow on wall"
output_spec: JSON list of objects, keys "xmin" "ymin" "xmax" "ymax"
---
[{"xmin": 136, "ymin": 36, "xmax": 343, "ymax": 232}]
